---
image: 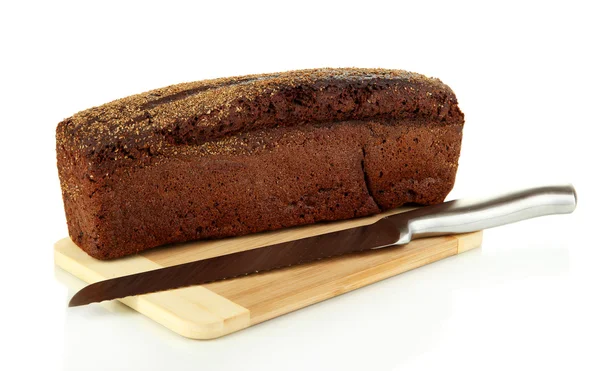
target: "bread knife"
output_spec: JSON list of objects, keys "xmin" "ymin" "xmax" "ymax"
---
[{"xmin": 69, "ymin": 184, "xmax": 577, "ymax": 307}]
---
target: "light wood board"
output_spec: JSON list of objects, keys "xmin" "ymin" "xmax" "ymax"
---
[{"xmin": 54, "ymin": 208, "xmax": 483, "ymax": 339}]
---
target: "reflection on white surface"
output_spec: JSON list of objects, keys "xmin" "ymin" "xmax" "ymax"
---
[{"xmin": 56, "ymin": 238, "xmax": 570, "ymax": 371}]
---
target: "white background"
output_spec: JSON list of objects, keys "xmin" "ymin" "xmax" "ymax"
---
[{"xmin": 1, "ymin": 1, "xmax": 598, "ymax": 370}]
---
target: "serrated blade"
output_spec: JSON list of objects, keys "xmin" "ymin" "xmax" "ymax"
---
[{"xmin": 69, "ymin": 217, "xmax": 403, "ymax": 307}]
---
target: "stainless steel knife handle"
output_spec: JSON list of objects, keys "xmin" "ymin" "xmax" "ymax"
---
[{"xmin": 391, "ymin": 184, "xmax": 577, "ymax": 244}]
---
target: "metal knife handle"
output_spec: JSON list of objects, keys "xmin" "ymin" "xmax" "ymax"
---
[{"xmin": 392, "ymin": 184, "xmax": 577, "ymax": 244}]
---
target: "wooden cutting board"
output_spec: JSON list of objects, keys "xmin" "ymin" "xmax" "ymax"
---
[{"xmin": 54, "ymin": 208, "xmax": 482, "ymax": 339}]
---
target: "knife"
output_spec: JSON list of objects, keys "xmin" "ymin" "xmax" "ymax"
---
[{"xmin": 69, "ymin": 184, "xmax": 577, "ymax": 307}]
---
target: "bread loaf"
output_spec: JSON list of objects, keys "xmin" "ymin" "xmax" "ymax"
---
[{"xmin": 56, "ymin": 68, "xmax": 464, "ymax": 259}]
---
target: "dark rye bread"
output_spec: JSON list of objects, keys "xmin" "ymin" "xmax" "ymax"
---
[{"xmin": 56, "ymin": 68, "xmax": 464, "ymax": 259}]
